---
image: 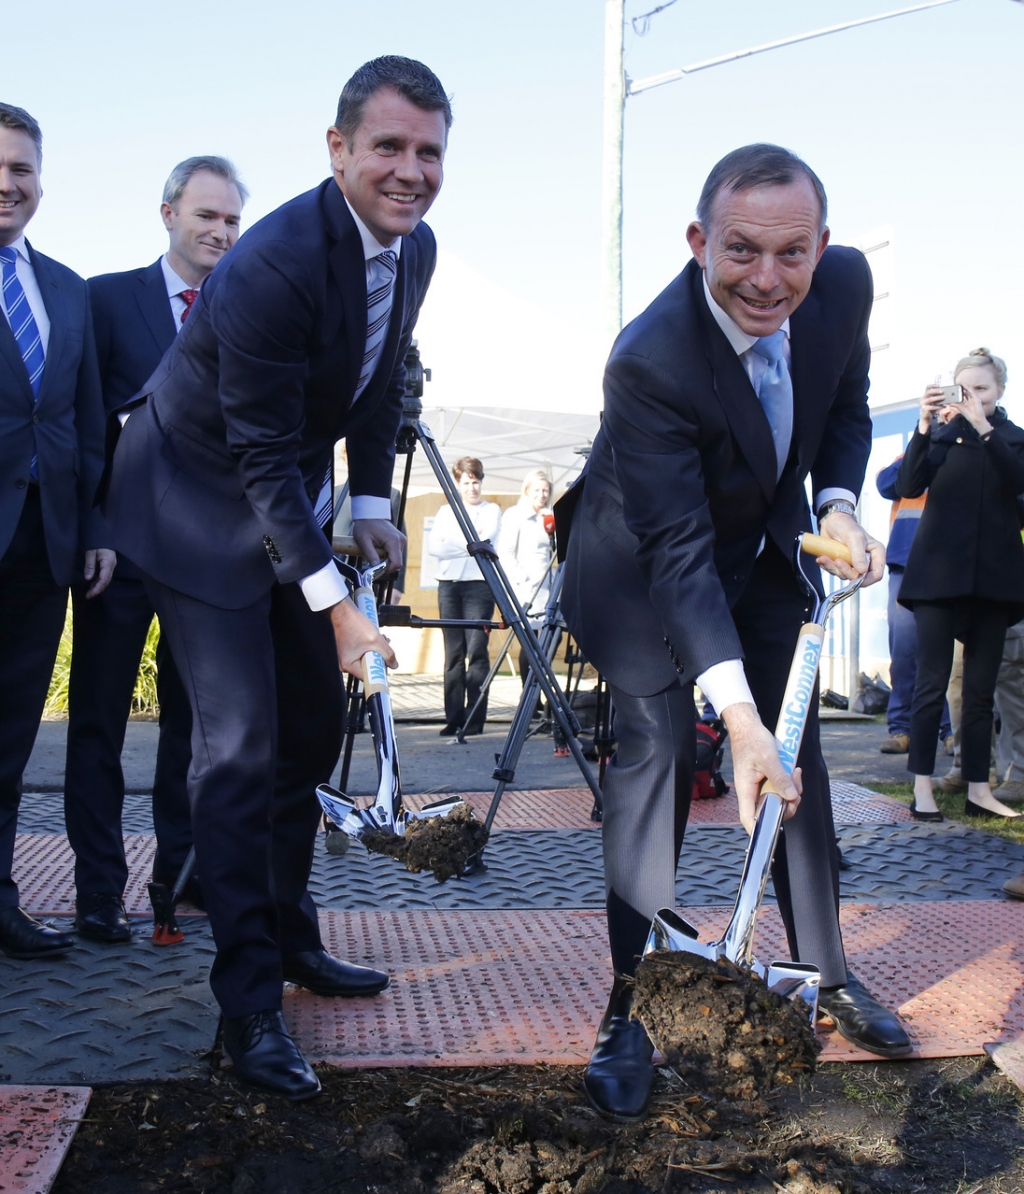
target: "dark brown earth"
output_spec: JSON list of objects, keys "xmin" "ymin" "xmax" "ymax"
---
[
  {"xmin": 364, "ymin": 802, "xmax": 490, "ymax": 883},
  {"xmin": 633, "ymin": 952, "xmax": 820, "ymax": 1104},
  {"xmin": 51, "ymin": 1055, "xmax": 1024, "ymax": 1194}
]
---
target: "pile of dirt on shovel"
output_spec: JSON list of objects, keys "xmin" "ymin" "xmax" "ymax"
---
[
  {"xmin": 363, "ymin": 801, "xmax": 489, "ymax": 883},
  {"xmin": 633, "ymin": 950, "xmax": 821, "ymax": 1105}
]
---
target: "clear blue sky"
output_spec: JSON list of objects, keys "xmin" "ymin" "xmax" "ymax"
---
[{"xmin": 7, "ymin": 0, "xmax": 1023, "ymax": 417}]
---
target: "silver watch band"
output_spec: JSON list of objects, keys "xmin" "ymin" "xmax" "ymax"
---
[{"xmin": 817, "ymin": 499, "xmax": 856, "ymax": 521}]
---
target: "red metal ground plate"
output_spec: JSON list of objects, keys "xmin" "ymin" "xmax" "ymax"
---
[
  {"xmin": 406, "ymin": 781, "xmax": 909, "ymax": 829},
  {"xmin": 286, "ymin": 900, "xmax": 1024, "ymax": 1069},
  {"xmin": 0, "ymin": 1086, "xmax": 90, "ymax": 1194}
]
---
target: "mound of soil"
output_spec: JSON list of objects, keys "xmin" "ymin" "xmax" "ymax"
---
[
  {"xmin": 364, "ymin": 801, "xmax": 489, "ymax": 883},
  {"xmin": 633, "ymin": 951, "xmax": 820, "ymax": 1104},
  {"xmin": 50, "ymin": 1058, "xmax": 1024, "ymax": 1194}
]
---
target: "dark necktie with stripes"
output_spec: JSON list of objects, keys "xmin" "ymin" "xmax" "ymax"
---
[
  {"xmin": 0, "ymin": 245, "xmax": 45, "ymax": 478},
  {"xmin": 313, "ymin": 248, "xmax": 399, "ymax": 529}
]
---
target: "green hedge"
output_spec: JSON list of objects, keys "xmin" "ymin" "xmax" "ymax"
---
[{"xmin": 44, "ymin": 600, "xmax": 161, "ymax": 717}]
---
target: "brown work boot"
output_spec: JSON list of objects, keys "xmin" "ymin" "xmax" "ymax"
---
[
  {"xmin": 993, "ymin": 779, "xmax": 1024, "ymax": 803},
  {"xmin": 935, "ymin": 768, "xmax": 967, "ymax": 794},
  {"xmin": 1002, "ymin": 872, "xmax": 1024, "ymax": 900},
  {"xmin": 880, "ymin": 732, "xmax": 910, "ymax": 754}
]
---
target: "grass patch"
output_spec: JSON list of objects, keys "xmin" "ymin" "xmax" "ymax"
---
[
  {"xmin": 45, "ymin": 600, "xmax": 160, "ymax": 718},
  {"xmin": 872, "ymin": 781, "xmax": 1024, "ymax": 845}
]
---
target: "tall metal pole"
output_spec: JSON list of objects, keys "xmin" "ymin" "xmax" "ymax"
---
[{"xmin": 601, "ymin": 0, "xmax": 625, "ymax": 349}]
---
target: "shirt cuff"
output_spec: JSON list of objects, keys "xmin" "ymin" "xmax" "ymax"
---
[
  {"xmin": 299, "ymin": 560, "xmax": 349, "ymax": 611},
  {"xmin": 351, "ymin": 495, "xmax": 393, "ymax": 521},
  {"xmin": 813, "ymin": 487, "xmax": 857, "ymax": 513},
  {"xmin": 696, "ymin": 659, "xmax": 754, "ymax": 716}
]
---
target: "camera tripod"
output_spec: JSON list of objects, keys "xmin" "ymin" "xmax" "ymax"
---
[{"xmin": 332, "ymin": 346, "xmax": 604, "ymax": 855}]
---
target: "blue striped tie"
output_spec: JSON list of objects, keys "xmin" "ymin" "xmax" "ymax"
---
[
  {"xmin": 312, "ymin": 248, "xmax": 399, "ymax": 530},
  {"xmin": 750, "ymin": 330, "xmax": 793, "ymax": 480},
  {"xmin": 1, "ymin": 246, "xmax": 45, "ymax": 479},
  {"xmin": 0, "ymin": 246, "xmax": 45, "ymax": 396}
]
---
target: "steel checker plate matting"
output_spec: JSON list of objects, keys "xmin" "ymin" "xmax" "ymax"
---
[
  {"xmin": 0, "ymin": 1085, "xmax": 90, "ymax": 1194},
  {"xmin": 14, "ymin": 780, "xmax": 909, "ymax": 839},
  {"xmin": 288, "ymin": 902, "xmax": 1024, "ymax": 1068},
  {"xmin": 0, "ymin": 924, "xmax": 219, "ymax": 1085},
  {"xmin": 19, "ymin": 822, "xmax": 1020, "ymax": 920}
]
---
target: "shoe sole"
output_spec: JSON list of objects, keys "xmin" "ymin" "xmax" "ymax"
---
[
  {"xmin": 819, "ymin": 1016, "xmax": 913, "ymax": 1059},
  {"xmin": 282, "ymin": 978, "xmax": 390, "ymax": 997},
  {"xmin": 0, "ymin": 943, "xmax": 75, "ymax": 959},
  {"xmin": 582, "ymin": 1082, "xmax": 650, "ymax": 1124},
  {"xmin": 231, "ymin": 1069, "xmax": 322, "ymax": 1101},
  {"xmin": 75, "ymin": 925, "xmax": 132, "ymax": 944}
]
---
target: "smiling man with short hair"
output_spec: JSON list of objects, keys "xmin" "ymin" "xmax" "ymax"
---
[
  {"xmin": 558, "ymin": 143, "xmax": 908, "ymax": 1122},
  {"xmin": 0, "ymin": 102, "xmax": 112, "ymax": 961},
  {"xmin": 63, "ymin": 156, "xmax": 247, "ymax": 947},
  {"xmin": 103, "ymin": 57, "xmax": 451, "ymax": 1100}
]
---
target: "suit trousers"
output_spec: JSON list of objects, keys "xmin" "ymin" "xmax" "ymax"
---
[
  {"xmin": 143, "ymin": 574, "xmax": 344, "ymax": 1018},
  {"xmin": 64, "ymin": 575, "xmax": 193, "ymax": 896},
  {"xmin": 908, "ymin": 598, "xmax": 1011, "ymax": 782},
  {"xmin": 602, "ymin": 542, "xmax": 846, "ymax": 987},
  {"xmin": 0, "ymin": 487, "xmax": 69, "ymax": 908}
]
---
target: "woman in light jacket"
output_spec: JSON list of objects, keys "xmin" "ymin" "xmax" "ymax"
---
[
  {"xmin": 897, "ymin": 348, "xmax": 1024, "ymax": 821},
  {"xmin": 428, "ymin": 457, "xmax": 501, "ymax": 736}
]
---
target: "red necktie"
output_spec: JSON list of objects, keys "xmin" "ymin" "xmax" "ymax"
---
[{"xmin": 179, "ymin": 289, "xmax": 199, "ymax": 324}]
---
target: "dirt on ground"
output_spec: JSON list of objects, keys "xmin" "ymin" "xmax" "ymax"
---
[
  {"xmin": 51, "ymin": 1055, "xmax": 1024, "ymax": 1194},
  {"xmin": 364, "ymin": 802, "xmax": 489, "ymax": 883},
  {"xmin": 633, "ymin": 952, "xmax": 820, "ymax": 1104}
]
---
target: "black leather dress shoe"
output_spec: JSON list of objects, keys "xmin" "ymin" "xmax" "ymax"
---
[
  {"xmin": 0, "ymin": 906, "xmax": 75, "ymax": 959},
  {"xmin": 583, "ymin": 974, "xmax": 655, "ymax": 1122},
  {"xmin": 282, "ymin": 949, "xmax": 390, "ymax": 997},
  {"xmin": 75, "ymin": 894, "xmax": 132, "ymax": 943},
  {"xmin": 223, "ymin": 1010, "xmax": 321, "ymax": 1100},
  {"xmin": 818, "ymin": 975, "xmax": 912, "ymax": 1057}
]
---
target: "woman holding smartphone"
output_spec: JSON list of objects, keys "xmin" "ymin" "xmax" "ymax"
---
[{"xmin": 897, "ymin": 348, "xmax": 1024, "ymax": 820}]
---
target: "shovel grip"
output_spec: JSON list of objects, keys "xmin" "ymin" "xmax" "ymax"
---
[
  {"xmin": 354, "ymin": 583, "xmax": 390, "ymax": 697},
  {"xmin": 800, "ymin": 533, "xmax": 853, "ymax": 564}
]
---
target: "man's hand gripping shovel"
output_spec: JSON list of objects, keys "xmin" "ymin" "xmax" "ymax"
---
[
  {"xmin": 642, "ymin": 534, "xmax": 863, "ymax": 1024},
  {"xmin": 315, "ymin": 560, "xmax": 468, "ymax": 846}
]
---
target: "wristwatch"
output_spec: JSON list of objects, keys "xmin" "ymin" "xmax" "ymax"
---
[{"xmin": 816, "ymin": 499, "xmax": 856, "ymax": 522}]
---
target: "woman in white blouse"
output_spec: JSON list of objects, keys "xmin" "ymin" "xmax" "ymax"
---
[
  {"xmin": 497, "ymin": 469, "xmax": 555, "ymax": 619},
  {"xmin": 427, "ymin": 457, "xmax": 502, "ymax": 736}
]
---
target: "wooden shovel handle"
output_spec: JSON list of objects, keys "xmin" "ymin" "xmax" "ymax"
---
[{"xmin": 800, "ymin": 534, "xmax": 853, "ymax": 564}]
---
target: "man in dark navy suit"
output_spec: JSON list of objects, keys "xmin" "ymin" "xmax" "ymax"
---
[
  {"xmin": 105, "ymin": 57, "xmax": 450, "ymax": 1099},
  {"xmin": 65, "ymin": 157, "xmax": 247, "ymax": 944},
  {"xmin": 559, "ymin": 145, "xmax": 910, "ymax": 1121},
  {"xmin": 0, "ymin": 103, "xmax": 114, "ymax": 960}
]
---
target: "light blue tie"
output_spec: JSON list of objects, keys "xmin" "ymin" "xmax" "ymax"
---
[
  {"xmin": 750, "ymin": 330, "xmax": 793, "ymax": 480},
  {"xmin": 0, "ymin": 246, "xmax": 45, "ymax": 479}
]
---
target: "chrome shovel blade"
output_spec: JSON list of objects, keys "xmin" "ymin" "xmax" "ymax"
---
[
  {"xmin": 765, "ymin": 961, "xmax": 821, "ymax": 1022},
  {"xmin": 407, "ymin": 796, "xmax": 467, "ymax": 822},
  {"xmin": 643, "ymin": 907, "xmax": 719, "ymax": 962},
  {"xmin": 315, "ymin": 783, "xmax": 385, "ymax": 841}
]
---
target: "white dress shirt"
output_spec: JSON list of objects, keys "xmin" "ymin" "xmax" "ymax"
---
[
  {"xmin": 298, "ymin": 199, "xmax": 403, "ymax": 612},
  {"xmin": 696, "ymin": 274, "xmax": 857, "ymax": 715},
  {"xmin": 0, "ymin": 235, "xmax": 50, "ymax": 354}
]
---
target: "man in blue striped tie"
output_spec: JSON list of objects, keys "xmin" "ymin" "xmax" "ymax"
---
[
  {"xmin": 0, "ymin": 103, "xmax": 115, "ymax": 961},
  {"xmin": 104, "ymin": 57, "xmax": 450, "ymax": 1100}
]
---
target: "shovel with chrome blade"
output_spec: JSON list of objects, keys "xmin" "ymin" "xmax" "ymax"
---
[
  {"xmin": 316, "ymin": 559, "xmax": 469, "ymax": 844},
  {"xmin": 643, "ymin": 533, "xmax": 864, "ymax": 1023}
]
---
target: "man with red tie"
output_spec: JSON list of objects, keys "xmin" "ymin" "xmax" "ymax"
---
[{"xmin": 64, "ymin": 158, "xmax": 247, "ymax": 944}]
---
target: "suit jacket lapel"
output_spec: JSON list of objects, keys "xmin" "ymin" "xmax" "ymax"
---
[
  {"xmin": 137, "ymin": 258, "xmax": 177, "ymax": 352},
  {"xmin": 788, "ymin": 288, "xmax": 830, "ymax": 481},
  {"xmin": 0, "ymin": 312, "xmax": 34, "ymax": 404},
  {"xmin": 323, "ymin": 183, "xmax": 368, "ymax": 402},
  {"xmin": 691, "ymin": 265, "xmax": 776, "ymax": 502},
  {"xmin": 25, "ymin": 242, "xmax": 65, "ymax": 408}
]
